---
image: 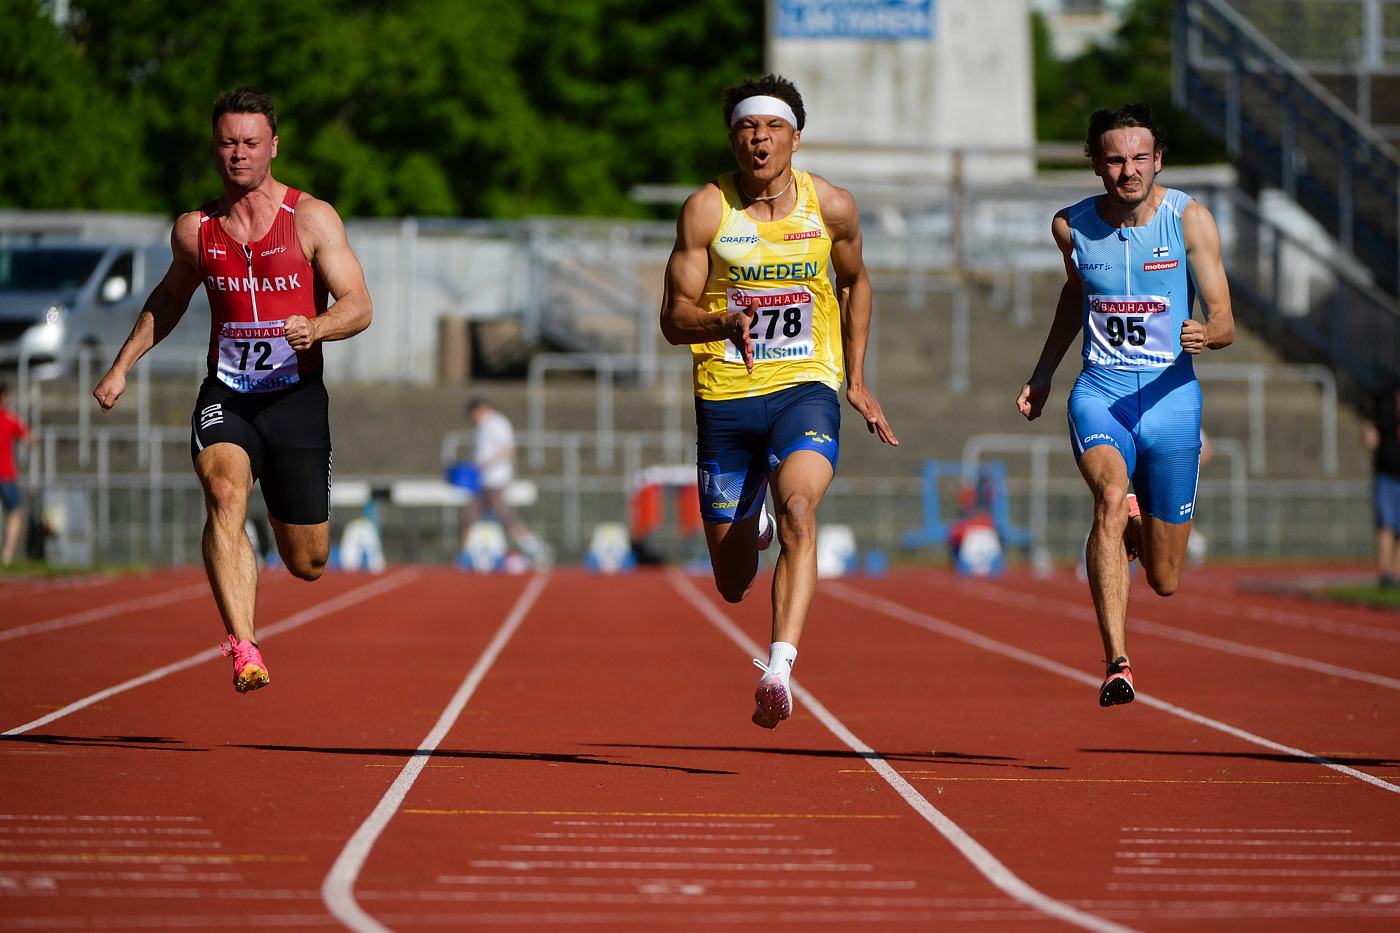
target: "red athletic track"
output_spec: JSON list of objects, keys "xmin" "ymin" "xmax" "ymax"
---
[{"xmin": 1, "ymin": 562, "xmax": 1397, "ymax": 932}]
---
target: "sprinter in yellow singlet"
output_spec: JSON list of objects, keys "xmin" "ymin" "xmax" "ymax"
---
[{"xmin": 661, "ymin": 74, "xmax": 898, "ymax": 730}]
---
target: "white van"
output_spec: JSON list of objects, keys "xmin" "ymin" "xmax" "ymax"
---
[{"xmin": 0, "ymin": 242, "xmax": 210, "ymax": 380}]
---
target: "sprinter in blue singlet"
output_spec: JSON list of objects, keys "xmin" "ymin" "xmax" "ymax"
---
[{"xmin": 1016, "ymin": 104, "xmax": 1235, "ymax": 708}]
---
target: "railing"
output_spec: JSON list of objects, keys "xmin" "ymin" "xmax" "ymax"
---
[
  {"xmin": 1196, "ymin": 362, "xmax": 1339, "ymax": 474},
  {"xmin": 1176, "ymin": 0, "xmax": 1400, "ymax": 293}
]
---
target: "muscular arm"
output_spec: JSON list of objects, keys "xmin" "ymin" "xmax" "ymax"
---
[
  {"xmin": 1181, "ymin": 199, "xmax": 1234, "ymax": 353},
  {"xmin": 93, "ymin": 214, "xmax": 203, "ymax": 412},
  {"xmin": 285, "ymin": 197, "xmax": 372, "ymax": 351},
  {"xmin": 816, "ymin": 176, "xmax": 897, "ymax": 446},
  {"xmin": 1017, "ymin": 212, "xmax": 1084, "ymax": 422},
  {"xmin": 659, "ymin": 184, "xmax": 755, "ymax": 368}
]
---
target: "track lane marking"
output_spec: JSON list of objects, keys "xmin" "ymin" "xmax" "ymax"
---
[
  {"xmin": 320, "ymin": 572, "xmax": 548, "ymax": 933},
  {"xmin": 825, "ymin": 582, "xmax": 1400, "ymax": 796},
  {"xmin": 669, "ymin": 570, "xmax": 1144, "ymax": 933},
  {"xmin": 0, "ymin": 584, "xmax": 210, "ymax": 642},
  {"xmin": 3, "ymin": 571, "xmax": 419, "ymax": 737},
  {"xmin": 946, "ymin": 578, "xmax": 1400, "ymax": 690}
]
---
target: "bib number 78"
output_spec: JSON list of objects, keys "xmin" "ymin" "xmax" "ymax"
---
[{"xmin": 751, "ymin": 304, "xmax": 805, "ymax": 341}]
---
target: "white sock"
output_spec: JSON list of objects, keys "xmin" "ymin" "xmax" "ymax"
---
[{"xmin": 763, "ymin": 641, "xmax": 798, "ymax": 685}]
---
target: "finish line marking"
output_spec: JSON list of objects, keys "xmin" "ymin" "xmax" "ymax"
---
[
  {"xmin": 827, "ymin": 582, "xmax": 1400, "ymax": 797},
  {"xmin": 320, "ymin": 573, "xmax": 549, "ymax": 933},
  {"xmin": 669, "ymin": 570, "xmax": 1144, "ymax": 933}
]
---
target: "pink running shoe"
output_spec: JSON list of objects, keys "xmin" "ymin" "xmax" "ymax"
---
[
  {"xmin": 222, "ymin": 636, "xmax": 270, "ymax": 693},
  {"xmin": 1099, "ymin": 656, "xmax": 1134, "ymax": 707},
  {"xmin": 1124, "ymin": 493, "xmax": 1141, "ymax": 562},
  {"xmin": 750, "ymin": 659, "xmax": 791, "ymax": 729}
]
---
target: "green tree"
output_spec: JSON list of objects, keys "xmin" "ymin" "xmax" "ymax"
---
[
  {"xmin": 1034, "ymin": 0, "xmax": 1225, "ymax": 164},
  {"xmin": 0, "ymin": 0, "xmax": 152, "ymax": 209}
]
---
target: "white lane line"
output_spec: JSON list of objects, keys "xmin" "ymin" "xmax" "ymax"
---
[
  {"xmin": 3, "ymin": 571, "xmax": 419, "ymax": 737},
  {"xmin": 827, "ymin": 582, "xmax": 1400, "ymax": 797},
  {"xmin": 1168, "ymin": 592, "xmax": 1400, "ymax": 645},
  {"xmin": 668, "ymin": 571, "xmax": 1143, "ymax": 933},
  {"xmin": 0, "ymin": 584, "xmax": 210, "ymax": 642},
  {"xmin": 320, "ymin": 572, "xmax": 548, "ymax": 933},
  {"xmin": 948, "ymin": 579, "xmax": 1400, "ymax": 690}
]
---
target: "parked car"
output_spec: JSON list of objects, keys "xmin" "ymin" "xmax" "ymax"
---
[{"xmin": 0, "ymin": 241, "xmax": 209, "ymax": 380}]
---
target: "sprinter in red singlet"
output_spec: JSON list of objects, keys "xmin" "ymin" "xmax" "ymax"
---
[{"xmin": 94, "ymin": 88, "xmax": 373, "ymax": 694}]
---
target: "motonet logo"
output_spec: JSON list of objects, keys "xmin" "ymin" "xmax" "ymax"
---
[{"xmin": 1143, "ymin": 260, "xmax": 1178, "ymax": 271}]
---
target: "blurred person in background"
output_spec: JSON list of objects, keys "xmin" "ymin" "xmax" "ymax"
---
[
  {"xmin": 0, "ymin": 382, "xmax": 34, "ymax": 565},
  {"xmin": 1363, "ymin": 381, "xmax": 1400, "ymax": 588},
  {"xmin": 458, "ymin": 398, "xmax": 547, "ymax": 567},
  {"xmin": 660, "ymin": 74, "xmax": 898, "ymax": 731},
  {"xmin": 94, "ymin": 87, "xmax": 372, "ymax": 693},
  {"xmin": 1017, "ymin": 104, "xmax": 1234, "ymax": 709}
]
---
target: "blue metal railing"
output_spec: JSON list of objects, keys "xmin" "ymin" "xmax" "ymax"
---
[{"xmin": 1176, "ymin": 0, "xmax": 1400, "ymax": 294}]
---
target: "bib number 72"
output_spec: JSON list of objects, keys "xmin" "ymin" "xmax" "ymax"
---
[{"xmin": 234, "ymin": 340, "xmax": 275, "ymax": 371}]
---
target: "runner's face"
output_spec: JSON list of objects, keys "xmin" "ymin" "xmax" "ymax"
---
[
  {"xmin": 729, "ymin": 114, "xmax": 799, "ymax": 182},
  {"xmin": 1092, "ymin": 127, "xmax": 1160, "ymax": 208},
  {"xmin": 213, "ymin": 112, "xmax": 278, "ymax": 191}
]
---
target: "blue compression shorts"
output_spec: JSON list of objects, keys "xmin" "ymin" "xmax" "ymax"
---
[
  {"xmin": 1067, "ymin": 364, "xmax": 1202, "ymax": 524},
  {"xmin": 694, "ymin": 381, "xmax": 840, "ymax": 524}
]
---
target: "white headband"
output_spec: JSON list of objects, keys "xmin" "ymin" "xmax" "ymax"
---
[{"xmin": 729, "ymin": 95, "xmax": 798, "ymax": 129}]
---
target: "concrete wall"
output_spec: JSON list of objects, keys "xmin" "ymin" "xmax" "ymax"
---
[{"xmin": 769, "ymin": 0, "xmax": 1036, "ymax": 185}]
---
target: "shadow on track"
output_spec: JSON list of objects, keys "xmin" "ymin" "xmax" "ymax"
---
[
  {"xmin": 1, "ymin": 734, "xmax": 200, "ymax": 750},
  {"xmin": 592, "ymin": 743, "xmax": 1069, "ymax": 771},
  {"xmin": 1084, "ymin": 747, "xmax": 1400, "ymax": 768},
  {"xmin": 232, "ymin": 743, "xmax": 736, "ymax": 776}
]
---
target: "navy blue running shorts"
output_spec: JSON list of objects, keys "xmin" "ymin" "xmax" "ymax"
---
[{"xmin": 694, "ymin": 381, "xmax": 840, "ymax": 524}]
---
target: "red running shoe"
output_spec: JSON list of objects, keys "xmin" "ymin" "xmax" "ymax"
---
[
  {"xmin": 1099, "ymin": 656, "xmax": 1134, "ymax": 707},
  {"xmin": 222, "ymin": 636, "xmax": 270, "ymax": 693}
]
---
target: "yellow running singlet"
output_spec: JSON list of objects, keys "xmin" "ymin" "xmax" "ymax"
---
[{"xmin": 692, "ymin": 169, "xmax": 843, "ymax": 401}]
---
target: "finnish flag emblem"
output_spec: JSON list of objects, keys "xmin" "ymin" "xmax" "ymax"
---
[{"xmin": 1152, "ymin": 246, "xmax": 1170, "ymax": 258}]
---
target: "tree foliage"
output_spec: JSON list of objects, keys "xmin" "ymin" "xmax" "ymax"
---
[
  {"xmin": 1034, "ymin": 0, "xmax": 1225, "ymax": 164},
  {"xmin": 4, "ymin": 0, "xmax": 1229, "ymax": 217},
  {"xmin": 2, "ymin": 0, "xmax": 761, "ymax": 218}
]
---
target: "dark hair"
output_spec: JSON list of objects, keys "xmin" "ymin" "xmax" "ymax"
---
[
  {"xmin": 722, "ymin": 74, "xmax": 806, "ymax": 131},
  {"xmin": 213, "ymin": 87, "xmax": 278, "ymax": 137},
  {"xmin": 466, "ymin": 398, "xmax": 490, "ymax": 414},
  {"xmin": 0, "ymin": 381, "xmax": 8, "ymax": 397},
  {"xmin": 1084, "ymin": 103, "xmax": 1166, "ymax": 160}
]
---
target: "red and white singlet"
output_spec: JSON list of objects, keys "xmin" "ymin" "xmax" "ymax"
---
[{"xmin": 197, "ymin": 188, "xmax": 328, "ymax": 393}]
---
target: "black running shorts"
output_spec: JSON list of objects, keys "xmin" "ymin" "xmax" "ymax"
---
[{"xmin": 189, "ymin": 373, "xmax": 332, "ymax": 525}]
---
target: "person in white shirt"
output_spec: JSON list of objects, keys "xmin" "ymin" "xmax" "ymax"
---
[{"xmin": 460, "ymin": 398, "xmax": 545, "ymax": 563}]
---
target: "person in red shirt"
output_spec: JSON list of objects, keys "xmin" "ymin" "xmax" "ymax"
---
[
  {"xmin": 0, "ymin": 382, "xmax": 34, "ymax": 565},
  {"xmin": 94, "ymin": 88, "xmax": 372, "ymax": 693}
]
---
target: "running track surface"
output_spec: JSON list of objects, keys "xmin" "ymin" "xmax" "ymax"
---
[{"xmin": 1, "ymin": 563, "xmax": 1397, "ymax": 932}]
